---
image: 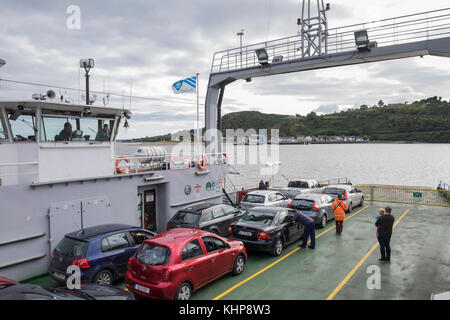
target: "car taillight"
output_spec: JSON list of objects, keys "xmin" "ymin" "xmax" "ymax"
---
[
  {"xmin": 72, "ymin": 258, "xmax": 90, "ymax": 269},
  {"xmin": 258, "ymin": 230, "xmax": 270, "ymax": 240},
  {"xmin": 228, "ymin": 225, "xmax": 233, "ymax": 234},
  {"xmin": 50, "ymin": 250, "xmax": 55, "ymax": 260},
  {"xmin": 312, "ymin": 202, "xmax": 321, "ymax": 211},
  {"xmin": 287, "ymin": 200, "xmax": 293, "ymax": 207},
  {"xmin": 166, "ymin": 223, "xmax": 170, "ymax": 230},
  {"xmin": 343, "ymin": 192, "xmax": 348, "ymax": 200},
  {"xmin": 127, "ymin": 257, "xmax": 133, "ymax": 270},
  {"xmin": 162, "ymin": 269, "xmax": 171, "ymax": 282}
]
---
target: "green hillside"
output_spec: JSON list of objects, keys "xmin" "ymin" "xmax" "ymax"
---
[{"xmin": 221, "ymin": 97, "xmax": 450, "ymax": 143}]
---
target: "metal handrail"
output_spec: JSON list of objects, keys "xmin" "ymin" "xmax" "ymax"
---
[{"xmin": 211, "ymin": 7, "xmax": 450, "ymax": 73}]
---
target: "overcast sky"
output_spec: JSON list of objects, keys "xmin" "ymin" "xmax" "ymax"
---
[{"xmin": 1, "ymin": 0, "xmax": 449, "ymax": 139}]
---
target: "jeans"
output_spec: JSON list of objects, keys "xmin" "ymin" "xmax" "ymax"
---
[
  {"xmin": 302, "ymin": 223, "xmax": 316, "ymax": 248},
  {"xmin": 378, "ymin": 235, "xmax": 391, "ymax": 261},
  {"xmin": 335, "ymin": 221, "xmax": 343, "ymax": 234}
]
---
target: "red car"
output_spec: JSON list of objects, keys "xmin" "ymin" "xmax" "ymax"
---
[{"xmin": 125, "ymin": 228, "xmax": 247, "ymax": 300}]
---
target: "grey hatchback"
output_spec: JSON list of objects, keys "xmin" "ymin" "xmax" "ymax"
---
[
  {"xmin": 166, "ymin": 202, "xmax": 244, "ymax": 236},
  {"xmin": 289, "ymin": 193, "xmax": 335, "ymax": 228}
]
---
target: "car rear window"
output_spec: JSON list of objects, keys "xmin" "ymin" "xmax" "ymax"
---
[
  {"xmin": 170, "ymin": 211, "xmax": 201, "ymax": 225},
  {"xmin": 288, "ymin": 181, "xmax": 309, "ymax": 188},
  {"xmin": 238, "ymin": 210, "xmax": 275, "ymax": 226},
  {"xmin": 136, "ymin": 243, "xmax": 171, "ymax": 266},
  {"xmin": 54, "ymin": 237, "xmax": 89, "ymax": 258},
  {"xmin": 242, "ymin": 194, "xmax": 265, "ymax": 203},
  {"xmin": 291, "ymin": 199, "xmax": 315, "ymax": 209},
  {"xmin": 323, "ymin": 188, "xmax": 346, "ymax": 195}
]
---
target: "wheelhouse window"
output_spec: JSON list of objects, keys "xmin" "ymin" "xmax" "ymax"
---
[
  {"xmin": 7, "ymin": 112, "xmax": 36, "ymax": 142},
  {"xmin": 0, "ymin": 115, "xmax": 7, "ymax": 141},
  {"xmin": 40, "ymin": 109, "xmax": 114, "ymax": 142}
]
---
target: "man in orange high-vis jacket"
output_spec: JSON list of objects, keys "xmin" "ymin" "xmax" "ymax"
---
[{"xmin": 332, "ymin": 194, "xmax": 348, "ymax": 235}]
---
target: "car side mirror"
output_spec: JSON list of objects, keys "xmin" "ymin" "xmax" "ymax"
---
[{"xmin": 225, "ymin": 242, "xmax": 231, "ymax": 249}]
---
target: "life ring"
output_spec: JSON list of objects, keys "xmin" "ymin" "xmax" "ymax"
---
[
  {"xmin": 116, "ymin": 156, "xmax": 130, "ymax": 174},
  {"xmin": 197, "ymin": 154, "xmax": 209, "ymax": 170}
]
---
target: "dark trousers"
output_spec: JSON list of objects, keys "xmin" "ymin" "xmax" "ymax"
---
[
  {"xmin": 302, "ymin": 223, "xmax": 316, "ymax": 248},
  {"xmin": 378, "ymin": 235, "xmax": 391, "ymax": 261},
  {"xmin": 335, "ymin": 221, "xmax": 343, "ymax": 234}
]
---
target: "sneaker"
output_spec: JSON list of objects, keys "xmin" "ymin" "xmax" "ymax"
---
[
  {"xmin": 378, "ymin": 259, "xmax": 385, "ymax": 263},
  {"xmin": 307, "ymin": 246, "xmax": 315, "ymax": 250},
  {"xmin": 298, "ymin": 244, "xmax": 306, "ymax": 248}
]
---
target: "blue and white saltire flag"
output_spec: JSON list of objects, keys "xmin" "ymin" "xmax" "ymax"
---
[{"xmin": 171, "ymin": 76, "xmax": 197, "ymax": 94}]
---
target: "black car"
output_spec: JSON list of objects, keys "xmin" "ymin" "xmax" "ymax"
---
[
  {"xmin": 166, "ymin": 202, "xmax": 244, "ymax": 236},
  {"xmin": 50, "ymin": 224, "xmax": 156, "ymax": 285},
  {"xmin": 0, "ymin": 280, "xmax": 134, "ymax": 300},
  {"xmin": 228, "ymin": 207, "xmax": 304, "ymax": 256}
]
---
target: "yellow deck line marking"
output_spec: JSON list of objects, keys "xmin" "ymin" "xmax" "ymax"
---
[
  {"xmin": 213, "ymin": 205, "xmax": 370, "ymax": 300},
  {"xmin": 326, "ymin": 208, "xmax": 411, "ymax": 300}
]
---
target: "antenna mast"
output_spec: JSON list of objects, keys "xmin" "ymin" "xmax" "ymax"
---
[{"xmin": 298, "ymin": 0, "xmax": 330, "ymax": 58}]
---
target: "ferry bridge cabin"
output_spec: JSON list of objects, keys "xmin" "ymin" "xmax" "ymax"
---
[{"xmin": 0, "ymin": 101, "xmax": 228, "ymax": 281}]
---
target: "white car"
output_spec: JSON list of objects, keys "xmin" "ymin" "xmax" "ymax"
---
[
  {"xmin": 322, "ymin": 184, "xmax": 364, "ymax": 212},
  {"xmin": 240, "ymin": 190, "xmax": 291, "ymax": 210}
]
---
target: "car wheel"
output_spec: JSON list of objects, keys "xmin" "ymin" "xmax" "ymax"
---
[
  {"xmin": 210, "ymin": 229, "xmax": 219, "ymax": 235},
  {"xmin": 272, "ymin": 238, "xmax": 283, "ymax": 256},
  {"xmin": 232, "ymin": 254, "xmax": 246, "ymax": 275},
  {"xmin": 348, "ymin": 202, "xmax": 353, "ymax": 213},
  {"xmin": 319, "ymin": 214, "xmax": 327, "ymax": 228},
  {"xmin": 94, "ymin": 269, "xmax": 113, "ymax": 285},
  {"xmin": 175, "ymin": 282, "xmax": 192, "ymax": 300},
  {"xmin": 360, "ymin": 197, "xmax": 364, "ymax": 207}
]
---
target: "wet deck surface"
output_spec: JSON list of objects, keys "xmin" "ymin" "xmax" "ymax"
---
[{"xmin": 24, "ymin": 203, "xmax": 450, "ymax": 300}]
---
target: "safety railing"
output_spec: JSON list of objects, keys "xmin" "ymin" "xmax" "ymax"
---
[
  {"xmin": 211, "ymin": 7, "xmax": 450, "ymax": 73},
  {"xmin": 113, "ymin": 152, "xmax": 227, "ymax": 175},
  {"xmin": 319, "ymin": 177, "xmax": 351, "ymax": 186},
  {"xmin": 355, "ymin": 184, "xmax": 450, "ymax": 207}
]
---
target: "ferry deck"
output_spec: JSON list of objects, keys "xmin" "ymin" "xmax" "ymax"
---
[{"xmin": 23, "ymin": 202, "xmax": 450, "ymax": 300}]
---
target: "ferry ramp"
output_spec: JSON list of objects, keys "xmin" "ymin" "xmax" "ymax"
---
[{"xmin": 191, "ymin": 203, "xmax": 450, "ymax": 300}]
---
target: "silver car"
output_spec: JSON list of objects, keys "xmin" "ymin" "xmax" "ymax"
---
[
  {"xmin": 289, "ymin": 193, "xmax": 335, "ymax": 228},
  {"xmin": 322, "ymin": 184, "xmax": 364, "ymax": 212},
  {"xmin": 240, "ymin": 190, "xmax": 291, "ymax": 210}
]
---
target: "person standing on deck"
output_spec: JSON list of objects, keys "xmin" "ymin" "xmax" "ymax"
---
[
  {"xmin": 293, "ymin": 211, "xmax": 315, "ymax": 249},
  {"xmin": 258, "ymin": 180, "xmax": 267, "ymax": 190},
  {"xmin": 375, "ymin": 206, "xmax": 395, "ymax": 263},
  {"xmin": 332, "ymin": 194, "xmax": 348, "ymax": 235}
]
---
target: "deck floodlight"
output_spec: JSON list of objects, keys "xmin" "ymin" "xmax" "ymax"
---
[
  {"xmin": 354, "ymin": 30, "xmax": 370, "ymax": 50},
  {"xmin": 80, "ymin": 58, "xmax": 94, "ymax": 72},
  {"xmin": 255, "ymin": 48, "xmax": 269, "ymax": 65}
]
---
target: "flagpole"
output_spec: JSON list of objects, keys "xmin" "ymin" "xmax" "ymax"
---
[{"xmin": 196, "ymin": 72, "xmax": 200, "ymax": 148}]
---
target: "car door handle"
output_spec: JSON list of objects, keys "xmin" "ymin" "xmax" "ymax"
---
[
  {"xmin": 186, "ymin": 266, "xmax": 193, "ymax": 271},
  {"xmin": 210, "ymin": 257, "xmax": 216, "ymax": 262}
]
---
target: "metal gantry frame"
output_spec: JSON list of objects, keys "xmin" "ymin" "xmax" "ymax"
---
[{"xmin": 300, "ymin": 0, "xmax": 329, "ymax": 58}]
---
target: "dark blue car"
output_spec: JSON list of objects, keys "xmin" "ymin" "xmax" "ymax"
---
[{"xmin": 49, "ymin": 224, "xmax": 156, "ymax": 285}]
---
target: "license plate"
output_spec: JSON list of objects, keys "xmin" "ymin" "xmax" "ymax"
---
[
  {"xmin": 238, "ymin": 231, "xmax": 252, "ymax": 236},
  {"xmin": 53, "ymin": 272, "xmax": 65, "ymax": 280},
  {"xmin": 134, "ymin": 284, "xmax": 150, "ymax": 294}
]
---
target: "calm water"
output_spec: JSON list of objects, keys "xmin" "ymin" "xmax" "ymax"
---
[{"xmin": 116, "ymin": 143, "xmax": 450, "ymax": 189}]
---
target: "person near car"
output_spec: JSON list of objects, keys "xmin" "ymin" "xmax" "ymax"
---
[
  {"xmin": 265, "ymin": 181, "xmax": 270, "ymax": 189},
  {"xmin": 375, "ymin": 206, "xmax": 395, "ymax": 263},
  {"xmin": 293, "ymin": 211, "xmax": 315, "ymax": 249},
  {"xmin": 258, "ymin": 180, "xmax": 267, "ymax": 190},
  {"xmin": 332, "ymin": 194, "xmax": 348, "ymax": 235}
]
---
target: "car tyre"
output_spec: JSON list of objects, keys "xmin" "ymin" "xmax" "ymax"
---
[
  {"xmin": 319, "ymin": 214, "xmax": 327, "ymax": 228},
  {"xmin": 360, "ymin": 197, "xmax": 364, "ymax": 207},
  {"xmin": 271, "ymin": 238, "xmax": 283, "ymax": 256},
  {"xmin": 93, "ymin": 269, "xmax": 113, "ymax": 285},
  {"xmin": 175, "ymin": 282, "xmax": 192, "ymax": 300},
  {"xmin": 232, "ymin": 254, "xmax": 246, "ymax": 275}
]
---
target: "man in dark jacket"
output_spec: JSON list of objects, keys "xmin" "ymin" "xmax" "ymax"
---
[
  {"xmin": 375, "ymin": 206, "xmax": 395, "ymax": 263},
  {"xmin": 293, "ymin": 211, "xmax": 315, "ymax": 249}
]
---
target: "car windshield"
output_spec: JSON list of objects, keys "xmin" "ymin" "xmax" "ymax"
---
[
  {"xmin": 54, "ymin": 237, "xmax": 89, "ymax": 258},
  {"xmin": 242, "ymin": 194, "xmax": 265, "ymax": 203},
  {"xmin": 136, "ymin": 243, "xmax": 171, "ymax": 266},
  {"xmin": 239, "ymin": 210, "xmax": 275, "ymax": 226},
  {"xmin": 291, "ymin": 199, "xmax": 315, "ymax": 209},
  {"xmin": 170, "ymin": 211, "xmax": 201, "ymax": 225},
  {"xmin": 323, "ymin": 188, "xmax": 346, "ymax": 195},
  {"xmin": 288, "ymin": 181, "xmax": 309, "ymax": 188}
]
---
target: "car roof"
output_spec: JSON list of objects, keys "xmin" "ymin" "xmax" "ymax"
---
[
  {"xmin": 246, "ymin": 190, "xmax": 279, "ymax": 196},
  {"xmin": 325, "ymin": 184, "xmax": 352, "ymax": 190},
  {"xmin": 180, "ymin": 202, "xmax": 222, "ymax": 213},
  {"xmin": 245, "ymin": 206, "xmax": 287, "ymax": 214},
  {"xmin": 66, "ymin": 224, "xmax": 141, "ymax": 240},
  {"xmin": 144, "ymin": 228, "xmax": 216, "ymax": 249},
  {"xmin": 294, "ymin": 193, "xmax": 329, "ymax": 200}
]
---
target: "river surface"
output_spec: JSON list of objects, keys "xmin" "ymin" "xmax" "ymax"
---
[{"xmin": 116, "ymin": 143, "xmax": 450, "ymax": 189}]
